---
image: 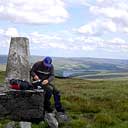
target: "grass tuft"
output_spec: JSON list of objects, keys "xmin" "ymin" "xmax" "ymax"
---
[{"xmin": 94, "ymin": 113, "xmax": 114, "ymax": 125}]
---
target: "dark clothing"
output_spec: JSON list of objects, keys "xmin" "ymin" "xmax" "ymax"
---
[
  {"xmin": 44, "ymin": 84, "xmax": 64, "ymax": 112},
  {"xmin": 30, "ymin": 61, "xmax": 54, "ymax": 83},
  {"xmin": 30, "ymin": 61, "xmax": 64, "ymax": 113}
]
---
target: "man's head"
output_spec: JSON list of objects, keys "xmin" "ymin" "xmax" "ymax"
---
[{"xmin": 43, "ymin": 56, "xmax": 52, "ymax": 68}]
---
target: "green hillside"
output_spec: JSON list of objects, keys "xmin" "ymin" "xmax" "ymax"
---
[
  {"xmin": 30, "ymin": 56, "xmax": 128, "ymax": 79},
  {"xmin": 0, "ymin": 71, "xmax": 128, "ymax": 128},
  {"xmin": 0, "ymin": 55, "xmax": 128, "ymax": 79}
]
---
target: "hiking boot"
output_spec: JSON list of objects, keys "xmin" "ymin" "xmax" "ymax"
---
[{"xmin": 56, "ymin": 112, "xmax": 69, "ymax": 123}]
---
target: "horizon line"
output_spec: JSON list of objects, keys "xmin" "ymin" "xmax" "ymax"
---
[{"xmin": 0, "ymin": 54, "xmax": 128, "ymax": 60}]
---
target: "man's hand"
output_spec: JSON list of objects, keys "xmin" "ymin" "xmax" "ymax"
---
[
  {"xmin": 42, "ymin": 80, "xmax": 49, "ymax": 85},
  {"xmin": 34, "ymin": 75, "xmax": 39, "ymax": 80}
]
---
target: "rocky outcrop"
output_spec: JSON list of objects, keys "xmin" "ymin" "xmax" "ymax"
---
[
  {"xmin": 0, "ymin": 90, "xmax": 44, "ymax": 122},
  {"xmin": 0, "ymin": 90, "xmax": 45, "ymax": 122}
]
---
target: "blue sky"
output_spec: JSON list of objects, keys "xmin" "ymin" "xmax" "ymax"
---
[{"xmin": 0, "ymin": 0, "xmax": 128, "ymax": 59}]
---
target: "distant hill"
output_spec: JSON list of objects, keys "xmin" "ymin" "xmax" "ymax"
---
[{"xmin": 0, "ymin": 55, "xmax": 128, "ymax": 79}]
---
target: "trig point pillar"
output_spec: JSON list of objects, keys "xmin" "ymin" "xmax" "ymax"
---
[
  {"xmin": 5, "ymin": 37, "xmax": 31, "ymax": 128},
  {"xmin": 6, "ymin": 37, "xmax": 30, "ymax": 82}
]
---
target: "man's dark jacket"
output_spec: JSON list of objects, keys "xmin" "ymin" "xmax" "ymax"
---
[{"xmin": 30, "ymin": 61, "xmax": 54, "ymax": 83}]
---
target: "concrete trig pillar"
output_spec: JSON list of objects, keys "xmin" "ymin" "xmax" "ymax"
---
[
  {"xmin": 5, "ymin": 37, "xmax": 31, "ymax": 128},
  {"xmin": 6, "ymin": 37, "xmax": 30, "ymax": 82}
]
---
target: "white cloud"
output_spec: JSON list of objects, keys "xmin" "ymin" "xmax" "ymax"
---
[
  {"xmin": 64, "ymin": 0, "xmax": 90, "ymax": 6},
  {"xmin": 0, "ymin": 0, "xmax": 69, "ymax": 24},
  {"xmin": 78, "ymin": 23, "xmax": 94, "ymax": 34},
  {"xmin": 82, "ymin": 45, "xmax": 95, "ymax": 51},
  {"xmin": 89, "ymin": 0, "xmax": 128, "ymax": 33},
  {"xmin": 76, "ymin": 0, "xmax": 128, "ymax": 56},
  {"xmin": 0, "ymin": 27, "xmax": 19, "ymax": 50},
  {"xmin": 70, "ymin": 0, "xmax": 128, "ymax": 42},
  {"xmin": 0, "ymin": 29, "xmax": 4, "ymax": 34},
  {"xmin": 90, "ymin": 6, "xmax": 128, "ymax": 19},
  {"xmin": 0, "ymin": 27, "xmax": 127, "ymax": 56},
  {"xmin": 49, "ymin": 42, "xmax": 67, "ymax": 49},
  {"xmin": 99, "ymin": 37, "xmax": 128, "ymax": 52},
  {"xmin": 78, "ymin": 18, "xmax": 117, "ymax": 35},
  {"xmin": 5, "ymin": 27, "xmax": 19, "ymax": 37},
  {"xmin": 29, "ymin": 31, "xmax": 95, "ymax": 51},
  {"xmin": 111, "ymin": 38, "xmax": 126, "ymax": 44},
  {"xmin": 123, "ymin": 27, "xmax": 128, "ymax": 33},
  {"xmin": 29, "ymin": 27, "xmax": 128, "ymax": 52},
  {"xmin": 28, "ymin": 31, "xmax": 128, "ymax": 53},
  {"xmin": 0, "ymin": 39, "xmax": 9, "ymax": 47}
]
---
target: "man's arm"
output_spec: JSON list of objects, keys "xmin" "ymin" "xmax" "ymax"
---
[
  {"xmin": 30, "ymin": 62, "xmax": 39, "ymax": 80},
  {"xmin": 48, "ymin": 65, "xmax": 55, "ymax": 83},
  {"xmin": 41, "ymin": 65, "xmax": 54, "ymax": 85}
]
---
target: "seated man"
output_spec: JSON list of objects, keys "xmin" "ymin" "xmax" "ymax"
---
[{"xmin": 30, "ymin": 56, "xmax": 65, "ymax": 113}]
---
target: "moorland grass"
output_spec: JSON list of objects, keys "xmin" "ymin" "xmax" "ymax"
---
[
  {"xmin": 0, "ymin": 72, "xmax": 128, "ymax": 128},
  {"xmin": 0, "ymin": 71, "xmax": 5, "ymax": 83},
  {"xmin": 54, "ymin": 78, "xmax": 128, "ymax": 128}
]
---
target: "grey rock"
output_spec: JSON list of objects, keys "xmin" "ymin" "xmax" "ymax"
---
[
  {"xmin": 0, "ymin": 90, "xmax": 45, "ymax": 121},
  {"xmin": 44, "ymin": 112, "xmax": 58, "ymax": 128},
  {"xmin": 4, "ymin": 121, "xmax": 15, "ymax": 128},
  {"xmin": 19, "ymin": 122, "xmax": 31, "ymax": 128}
]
